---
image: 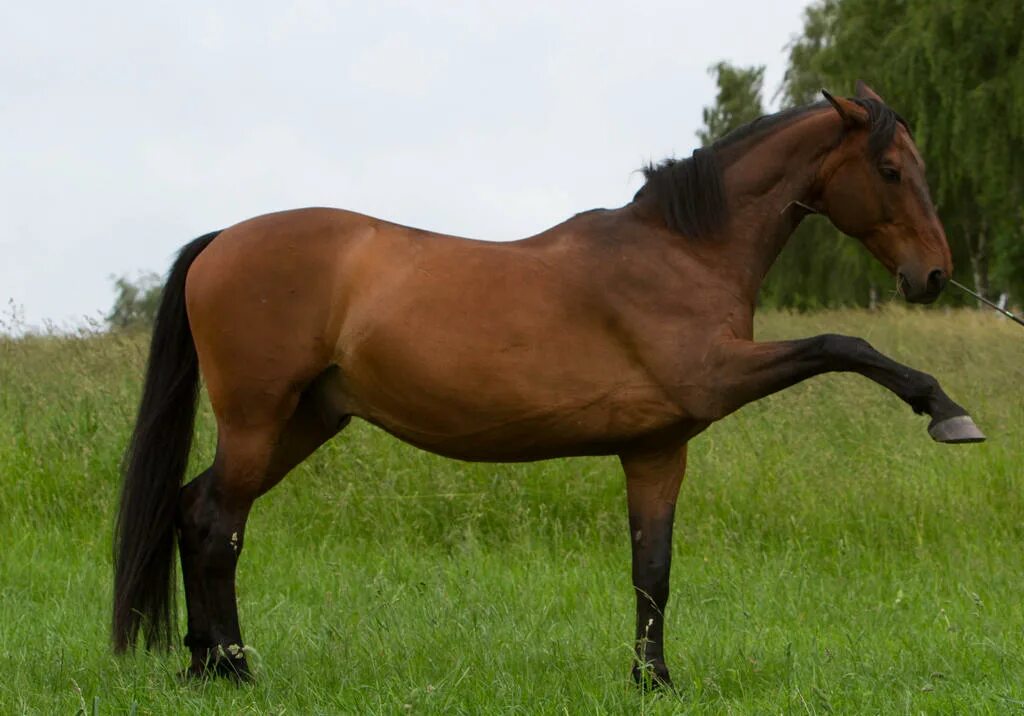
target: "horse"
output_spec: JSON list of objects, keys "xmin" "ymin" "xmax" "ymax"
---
[{"xmin": 112, "ymin": 82, "xmax": 984, "ymax": 686}]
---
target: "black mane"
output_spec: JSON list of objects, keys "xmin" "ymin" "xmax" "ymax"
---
[
  {"xmin": 637, "ymin": 97, "xmax": 909, "ymax": 239},
  {"xmin": 854, "ymin": 97, "xmax": 910, "ymax": 158}
]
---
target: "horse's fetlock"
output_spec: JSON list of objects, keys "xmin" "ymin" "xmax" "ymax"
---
[{"xmin": 908, "ymin": 374, "xmax": 942, "ymax": 411}]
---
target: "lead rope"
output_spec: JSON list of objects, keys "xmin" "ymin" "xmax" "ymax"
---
[
  {"xmin": 780, "ymin": 200, "xmax": 820, "ymax": 215},
  {"xmin": 949, "ymin": 279, "xmax": 1024, "ymax": 328}
]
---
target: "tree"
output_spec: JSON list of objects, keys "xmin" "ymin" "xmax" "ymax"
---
[
  {"xmin": 778, "ymin": 0, "xmax": 838, "ymax": 108},
  {"xmin": 107, "ymin": 273, "xmax": 162, "ymax": 331},
  {"xmin": 697, "ymin": 62, "xmax": 766, "ymax": 146}
]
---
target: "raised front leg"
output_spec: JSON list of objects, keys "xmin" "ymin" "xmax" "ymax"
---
[
  {"xmin": 710, "ymin": 334, "xmax": 984, "ymax": 442},
  {"xmin": 620, "ymin": 441, "xmax": 687, "ymax": 689}
]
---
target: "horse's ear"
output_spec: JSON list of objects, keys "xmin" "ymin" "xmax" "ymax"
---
[
  {"xmin": 821, "ymin": 88, "xmax": 868, "ymax": 127},
  {"xmin": 854, "ymin": 80, "xmax": 885, "ymax": 103}
]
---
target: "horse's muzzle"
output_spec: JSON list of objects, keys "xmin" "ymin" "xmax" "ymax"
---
[{"xmin": 900, "ymin": 267, "xmax": 947, "ymax": 304}]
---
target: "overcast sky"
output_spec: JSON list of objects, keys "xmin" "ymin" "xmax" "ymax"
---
[{"xmin": 2, "ymin": 1, "xmax": 811, "ymax": 329}]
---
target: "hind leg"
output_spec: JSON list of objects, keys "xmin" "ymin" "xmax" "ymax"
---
[
  {"xmin": 177, "ymin": 374, "xmax": 348, "ymax": 679},
  {"xmin": 178, "ymin": 459, "xmax": 257, "ymax": 679}
]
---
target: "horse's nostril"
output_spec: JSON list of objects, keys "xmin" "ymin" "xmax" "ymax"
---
[{"xmin": 927, "ymin": 268, "xmax": 947, "ymax": 290}]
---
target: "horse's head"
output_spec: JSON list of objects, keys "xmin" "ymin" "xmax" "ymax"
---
[{"xmin": 816, "ymin": 82, "xmax": 951, "ymax": 303}]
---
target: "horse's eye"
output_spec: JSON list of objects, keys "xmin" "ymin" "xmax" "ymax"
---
[{"xmin": 879, "ymin": 165, "xmax": 901, "ymax": 183}]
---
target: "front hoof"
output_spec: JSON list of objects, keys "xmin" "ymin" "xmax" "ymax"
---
[
  {"xmin": 632, "ymin": 662, "xmax": 672, "ymax": 691},
  {"xmin": 928, "ymin": 414, "xmax": 986, "ymax": 444}
]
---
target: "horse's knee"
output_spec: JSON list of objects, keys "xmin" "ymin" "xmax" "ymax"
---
[{"xmin": 819, "ymin": 333, "xmax": 873, "ymax": 361}]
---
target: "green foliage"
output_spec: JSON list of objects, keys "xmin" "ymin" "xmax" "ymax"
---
[
  {"xmin": 779, "ymin": 0, "xmax": 838, "ymax": 107},
  {"xmin": 697, "ymin": 62, "xmax": 766, "ymax": 146},
  {"xmin": 1, "ymin": 309, "xmax": 1022, "ymax": 712},
  {"xmin": 107, "ymin": 273, "xmax": 162, "ymax": 331},
  {"xmin": 761, "ymin": 218, "xmax": 892, "ymax": 310}
]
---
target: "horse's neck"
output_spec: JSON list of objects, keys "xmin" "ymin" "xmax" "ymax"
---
[{"xmin": 712, "ymin": 110, "xmax": 840, "ymax": 304}]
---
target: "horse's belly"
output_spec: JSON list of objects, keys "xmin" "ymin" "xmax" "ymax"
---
[
  {"xmin": 357, "ymin": 388, "xmax": 690, "ymax": 462},
  {"xmin": 335, "ymin": 333, "xmax": 692, "ymax": 461}
]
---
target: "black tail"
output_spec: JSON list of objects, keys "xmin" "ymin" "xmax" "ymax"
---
[{"xmin": 112, "ymin": 231, "xmax": 220, "ymax": 652}]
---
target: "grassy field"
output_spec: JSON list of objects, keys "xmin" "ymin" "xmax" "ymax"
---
[{"xmin": 1, "ymin": 307, "xmax": 1022, "ymax": 714}]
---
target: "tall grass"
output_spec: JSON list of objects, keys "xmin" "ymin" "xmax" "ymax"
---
[{"xmin": 1, "ymin": 307, "xmax": 1021, "ymax": 713}]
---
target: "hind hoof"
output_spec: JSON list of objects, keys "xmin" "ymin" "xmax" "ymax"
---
[
  {"xmin": 928, "ymin": 415, "xmax": 986, "ymax": 444},
  {"xmin": 180, "ymin": 646, "xmax": 253, "ymax": 682},
  {"xmin": 632, "ymin": 662, "xmax": 673, "ymax": 691}
]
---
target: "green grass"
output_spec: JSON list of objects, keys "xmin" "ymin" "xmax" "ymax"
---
[{"xmin": 1, "ymin": 307, "xmax": 1022, "ymax": 714}]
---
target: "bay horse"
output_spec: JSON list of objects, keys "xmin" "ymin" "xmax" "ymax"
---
[{"xmin": 113, "ymin": 82, "xmax": 984, "ymax": 686}]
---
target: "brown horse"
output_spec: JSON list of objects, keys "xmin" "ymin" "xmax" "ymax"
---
[{"xmin": 113, "ymin": 82, "xmax": 983, "ymax": 686}]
